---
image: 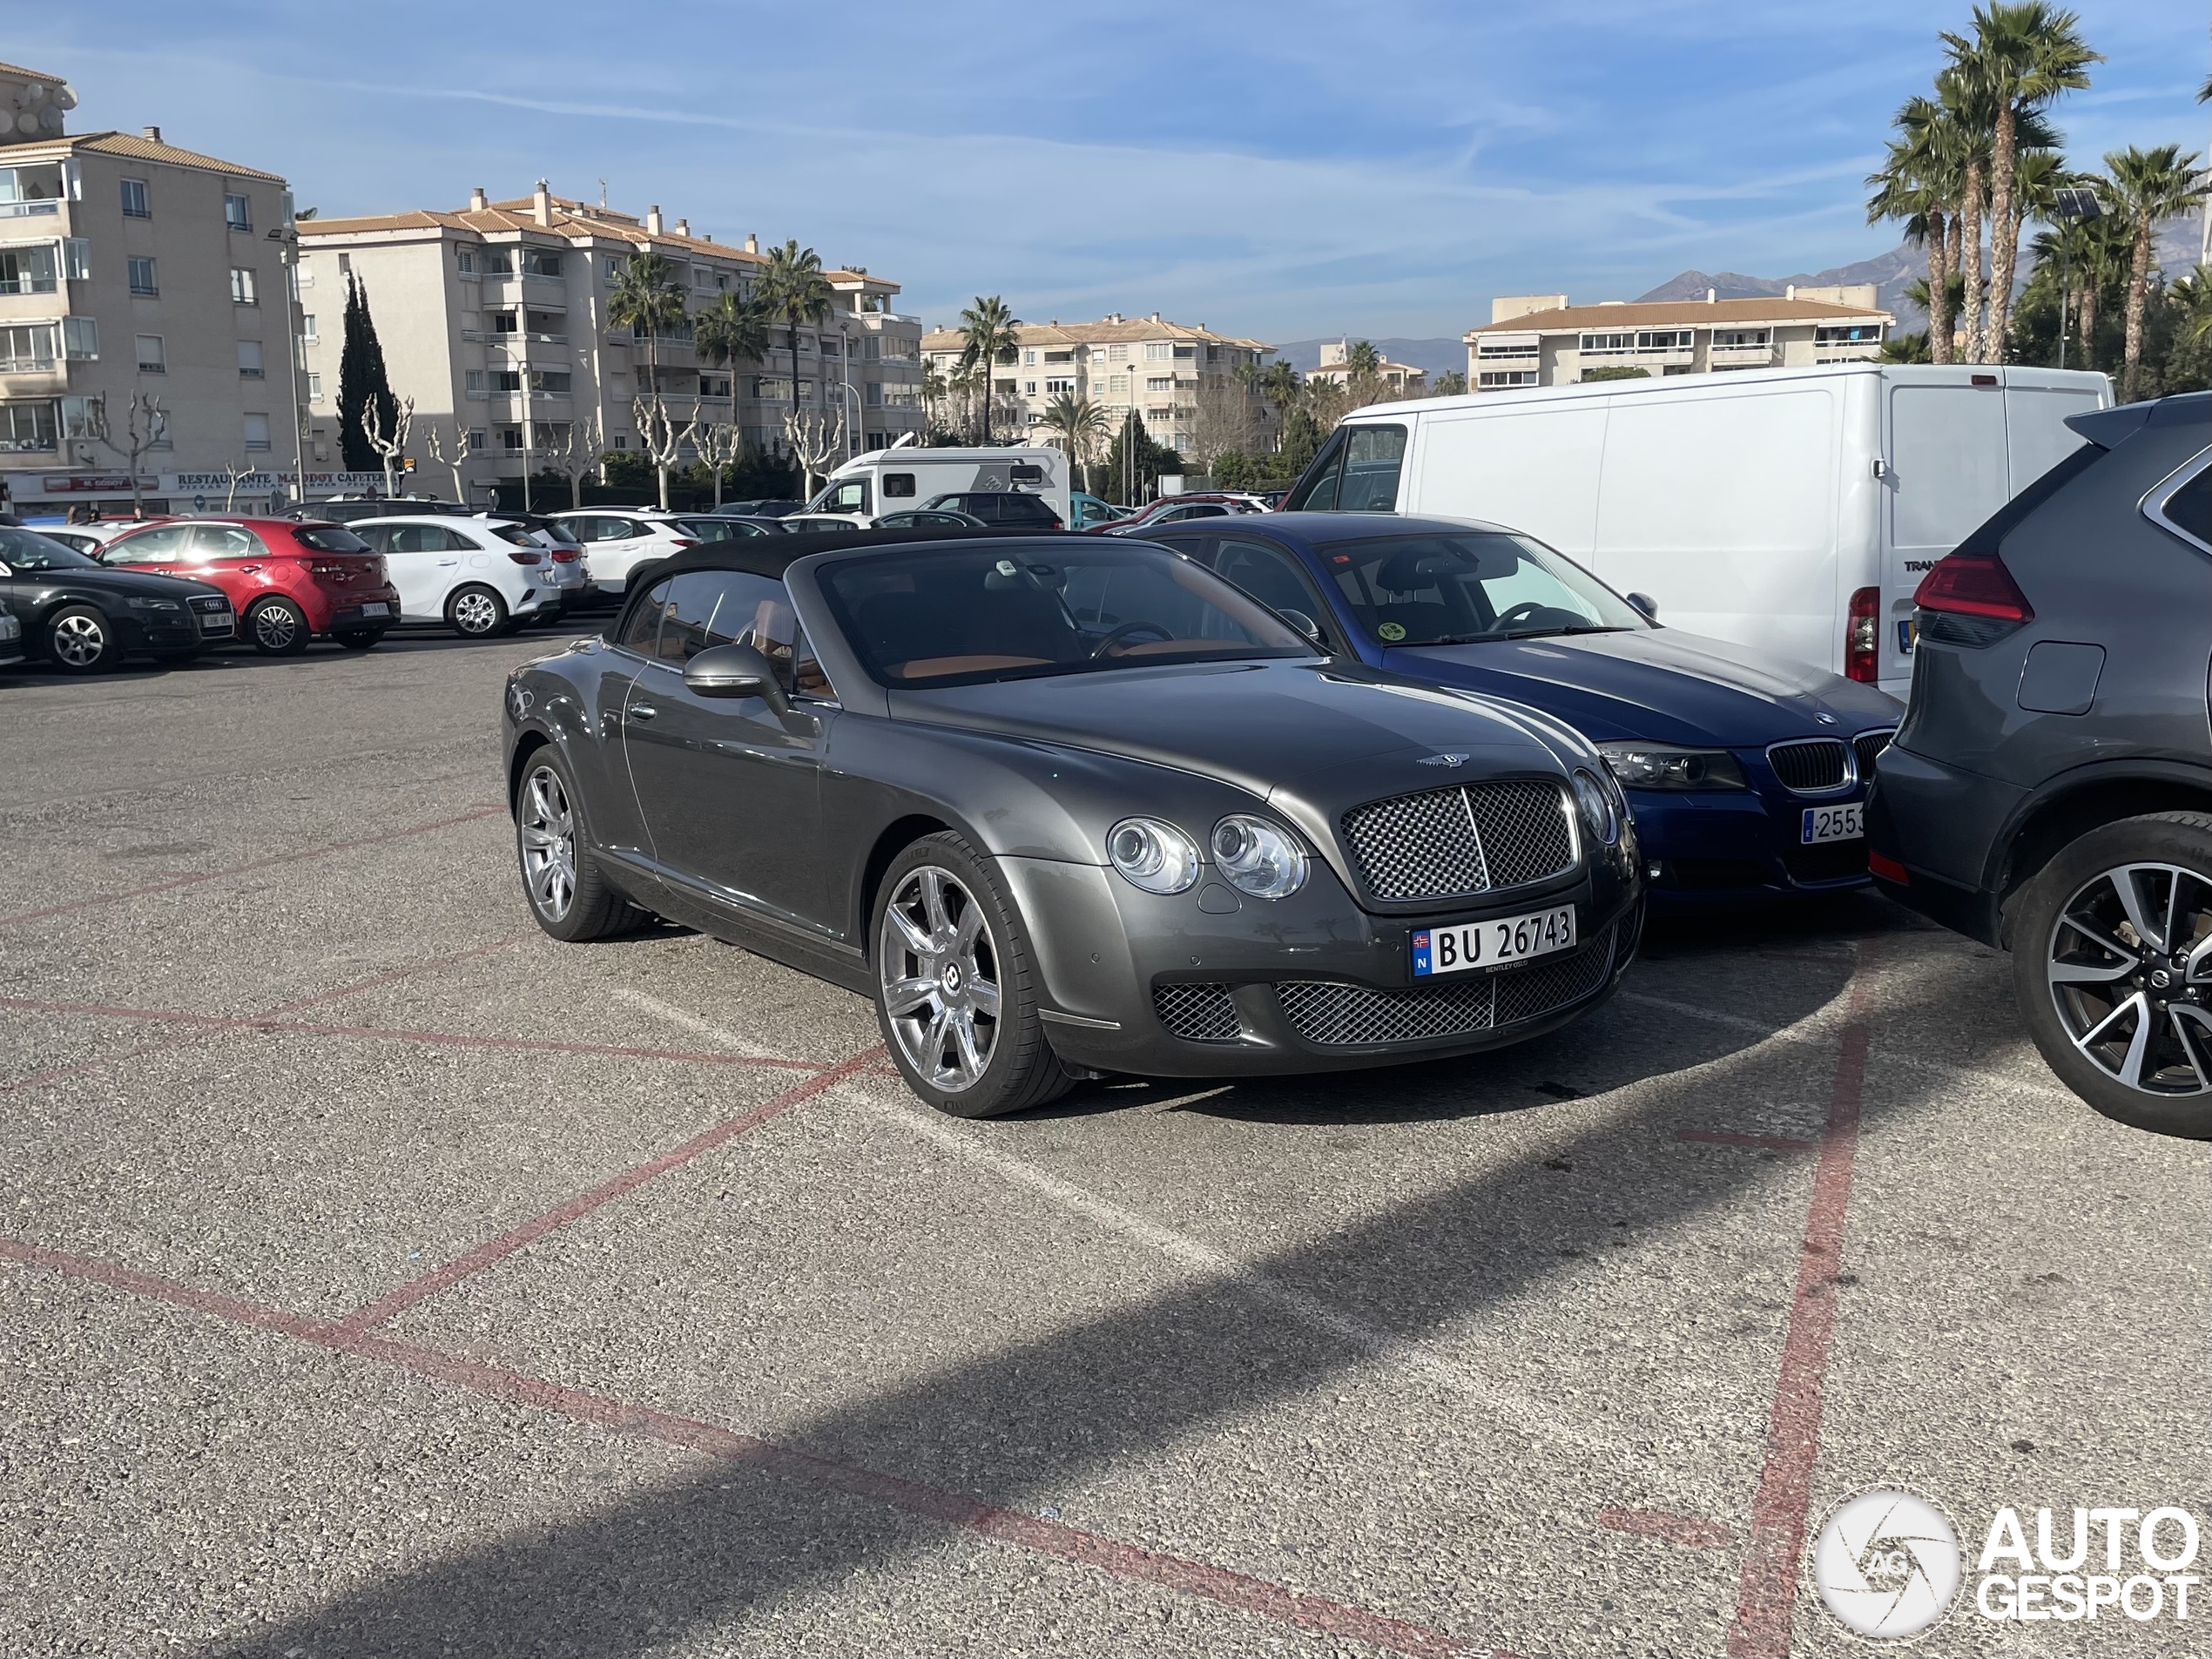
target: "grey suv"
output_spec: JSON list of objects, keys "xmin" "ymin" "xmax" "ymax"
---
[{"xmin": 1868, "ymin": 392, "xmax": 2211, "ymax": 1136}]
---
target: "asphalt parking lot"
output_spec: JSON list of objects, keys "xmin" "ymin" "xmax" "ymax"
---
[{"xmin": 2, "ymin": 629, "xmax": 2204, "ymax": 1659}]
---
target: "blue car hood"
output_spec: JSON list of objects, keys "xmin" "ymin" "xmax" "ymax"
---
[{"xmin": 1380, "ymin": 628, "xmax": 1902, "ymax": 747}]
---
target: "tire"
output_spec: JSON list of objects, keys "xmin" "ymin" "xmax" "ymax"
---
[
  {"xmin": 334, "ymin": 630, "xmax": 386, "ymax": 651},
  {"xmin": 448, "ymin": 584, "xmax": 508, "ymax": 638},
  {"xmin": 872, "ymin": 831, "xmax": 1073, "ymax": 1118},
  {"xmin": 514, "ymin": 748, "xmax": 646, "ymax": 941},
  {"xmin": 43, "ymin": 604, "xmax": 118, "ymax": 673},
  {"xmin": 246, "ymin": 597, "xmax": 311, "ymax": 656},
  {"xmin": 2010, "ymin": 811, "xmax": 2212, "ymax": 1138}
]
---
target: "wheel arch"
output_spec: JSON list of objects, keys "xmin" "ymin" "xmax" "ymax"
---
[
  {"xmin": 856, "ymin": 813, "xmax": 959, "ymax": 962},
  {"xmin": 1993, "ymin": 761, "xmax": 2212, "ymax": 948}
]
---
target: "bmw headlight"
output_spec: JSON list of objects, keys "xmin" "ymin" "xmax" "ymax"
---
[
  {"xmin": 1570, "ymin": 770, "xmax": 1619, "ymax": 845},
  {"xmin": 1211, "ymin": 815, "xmax": 1308, "ymax": 899},
  {"xmin": 1107, "ymin": 818, "xmax": 1200, "ymax": 894},
  {"xmin": 125, "ymin": 596, "xmax": 182, "ymax": 612},
  {"xmin": 1596, "ymin": 742, "xmax": 1747, "ymax": 792}
]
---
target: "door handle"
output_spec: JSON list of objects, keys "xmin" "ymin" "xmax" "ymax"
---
[
  {"xmin": 629, "ymin": 703, "xmax": 658, "ymax": 720},
  {"xmin": 238, "ymin": 564, "xmax": 262, "ymax": 574}
]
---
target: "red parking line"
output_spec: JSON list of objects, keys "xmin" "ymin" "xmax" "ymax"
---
[
  {"xmin": 1675, "ymin": 1130, "xmax": 1819, "ymax": 1154},
  {"xmin": 0, "ymin": 995, "xmax": 824, "ymax": 1078},
  {"xmin": 0, "ymin": 802, "xmax": 509, "ymax": 927},
  {"xmin": 0, "ymin": 1236, "xmax": 1482, "ymax": 1658},
  {"xmin": 1598, "ymin": 1507, "xmax": 1733, "ymax": 1549},
  {"xmin": 1725, "ymin": 968, "xmax": 1876, "ymax": 1658},
  {"xmin": 337, "ymin": 1045, "xmax": 886, "ymax": 1332}
]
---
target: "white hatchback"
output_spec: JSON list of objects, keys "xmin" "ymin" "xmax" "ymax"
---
[
  {"xmin": 349, "ymin": 516, "xmax": 564, "ymax": 637},
  {"xmin": 550, "ymin": 510, "xmax": 703, "ymax": 598}
]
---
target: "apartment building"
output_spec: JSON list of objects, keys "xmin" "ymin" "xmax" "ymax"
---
[
  {"xmin": 1463, "ymin": 287, "xmax": 1891, "ymax": 391},
  {"xmin": 0, "ymin": 61, "xmax": 302, "ymax": 516},
  {"xmin": 1306, "ymin": 339, "xmax": 1427, "ymax": 397},
  {"xmin": 294, "ymin": 184, "xmax": 924, "ymax": 502},
  {"xmin": 921, "ymin": 313, "xmax": 1272, "ymax": 457}
]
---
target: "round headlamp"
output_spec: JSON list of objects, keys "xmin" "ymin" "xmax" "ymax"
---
[
  {"xmin": 1210, "ymin": 815, "xmax": 1309, "ymax": 899},
  {"xmin": 1106, "ymin": 817, "xmax": 1200, "ymax": 894},
  {"xmin": 1571, "ymin": 769, "xmax": 1619, "ymax": 846}
]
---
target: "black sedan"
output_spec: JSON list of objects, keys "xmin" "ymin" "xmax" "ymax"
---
[
  {"xmin": 502, "ymin": 532, "xmax": 1645, "ymax": 1116},
  {"xmin": 0, "ymin": 526, "xmax": 235, "ymax": 672}
]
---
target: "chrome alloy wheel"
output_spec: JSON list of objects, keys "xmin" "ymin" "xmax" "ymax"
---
[
  {"xmin": 452, "ymin": 590, "xmax": 502, "ymax": 635},
  {"xmin": 253, "ymin": 603, "xmax": 301, "ymax": 651},
  {"xmin": 879, "ymin": 866, "xmax": 1001, "ymax": 1093},
  {"xmin": 518, "ymin": 765, "xmax": 578, "ymax": 921},
  {"xmin": 50, "ymin": 611, "xmax": 106, "ymax": 666},
  {"xmin": 2047, "ymin": 860, "xmax": 2212, "ymax": 1096}
]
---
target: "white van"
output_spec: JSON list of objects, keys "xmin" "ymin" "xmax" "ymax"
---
[
  {"xmin": 1298, "ymin": 364, "xmax": 2111, "ymax": 698},
  {"xmin": 804, "ymin": 446, "xmax": 1071, "ymax": 529}
]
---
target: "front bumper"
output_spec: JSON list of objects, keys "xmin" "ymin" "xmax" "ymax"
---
[
  {"xmin": 1002, "ymin": 853, "xmax": 1644, "ymax": 1078},
  {"xmin": 1629, "ymin": 782, "xmax": 1871, "ymax": 905}
]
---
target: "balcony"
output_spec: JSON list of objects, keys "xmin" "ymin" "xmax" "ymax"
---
[{"xmin": 1708, "ymin": 342, "xmax": 1777, "ymax": 368}]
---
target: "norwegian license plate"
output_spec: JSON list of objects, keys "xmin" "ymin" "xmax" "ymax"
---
[
  {"xmin": 1413, "ymin": 905, "xmax": 1576, "ymax": 978},
  {"xmin": 1802, "ymin": 803, "xmax": 1864, "ymax": 844},
  {"xmin": 360, "ymin": 602, "xmax": 390, "ymax": 617}
]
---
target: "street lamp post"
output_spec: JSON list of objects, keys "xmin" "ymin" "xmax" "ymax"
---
[
  {"xmin": 2051, "ymin": 185, "xmax": 2101, "ymax": 373},
  {"xmin": 268, "ymin": 224, "xmax": 307, "ymax": 509}
]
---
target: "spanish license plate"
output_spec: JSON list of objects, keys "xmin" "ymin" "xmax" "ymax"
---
[
  {"xmin": 1413, "ymin": 905, "xmax": 1576, "ymax": 978},
  {"xmin": 360, "ymin": 602, "xmax": 390, "ymax": 617},
  {"xmin": 1898, "ymin": 618, "xmax": 1919, "ymax": 654},
  {"xmin": 1802, "ymin": 803, "xmax": 1864, "ymax": 844},
  {"xmin": 199, "ymin": 615, "xmax": 233, "ymax": 634}
]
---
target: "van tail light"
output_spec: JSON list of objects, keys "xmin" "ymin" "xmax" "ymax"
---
[
  {"xmin": 1844, "ymin": 585, "xmax": 1880, "ymax": 683},
  {"xmin": 506, "ymin": 550, "xmax": 543, "ymax": 565},
  {"xmin": 1912, "ymin": 548, "xmax": 2034, "ymax": 648},
  {"xmin": 550, "ymin": 548, "xmax": 579, "ymax": 563}
]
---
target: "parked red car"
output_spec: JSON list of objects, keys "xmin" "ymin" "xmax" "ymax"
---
[{"xmin": 96, "ymin": 516, "xmax": 404, "ymax": 654}]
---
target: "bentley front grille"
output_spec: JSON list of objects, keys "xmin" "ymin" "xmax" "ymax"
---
[
  {"xmin": 1278, "ymin": 922, "xmax": 1617, "ymax": 1047},
  {"xmin": 1340, "ymin": 779, "xmax": 1576, "ymax": 903},
  {"xmin": 1767, "ymin": 738, "xmax": 1849, "ymax": 793},
  {"xmin": 1153, "ymin": 982, "xmax": 1240, "ymax": 1042}
]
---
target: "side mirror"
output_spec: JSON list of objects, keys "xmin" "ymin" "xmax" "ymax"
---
[
  {"xmin": 1626, "ymin": 592, "xmax": 1659, "ymax": 623},
  {"xmin": 1278, "ymin": 609, "xmax": 1324, "ymax": 644},
  {"xmin": 684, "ymin": 642, "xmax": 787, "ymax": 711}
]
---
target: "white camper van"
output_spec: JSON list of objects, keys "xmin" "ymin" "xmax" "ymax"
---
[
  {"xmin": 804, "ymin": 445, "xmax": 1071, "ymax": 529},
  {"xmin": 1297, "ymin": 364, "xmax": 2111, "ymax": 698}
]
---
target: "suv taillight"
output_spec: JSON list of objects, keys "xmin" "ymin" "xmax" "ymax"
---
[
  {"xmin": 1845, "ymin": 585, "xmax": 1879, "ymax": 683},
  {"xmin": 670, "ymin": 538, "xmax": 700, "ymax": 550},
  {"xmin": 1913, "ymin": 549, "xmax": 2034, "ymax": 647},
  {"xmin": 506, "ymin": 550, "xmax": 543, "ymax": 565},
  {"xmin": 550, "ymin": 548, "xmax": 579, "ymax": 563}
]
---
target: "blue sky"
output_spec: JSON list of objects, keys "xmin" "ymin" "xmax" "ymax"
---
[{"xmin": 24, "ymin": 1, "xmax": 2209, "ymax": 341}]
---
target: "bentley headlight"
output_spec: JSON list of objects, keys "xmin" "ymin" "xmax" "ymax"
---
[
  {"xmin": 1570, "ymin": 770, "xmax": 1618, "ymax": 846},
  {"xmin": 1107, "ymin": 817, "xmax": 1200, "ymax": 894},
  {"xmin": 1596, "ymin": 742, "xmax": 1747, "ymax": 792},
  {"xmin": 1211, "ymin": 815, "xmax": 1308, "ymax": 899}
]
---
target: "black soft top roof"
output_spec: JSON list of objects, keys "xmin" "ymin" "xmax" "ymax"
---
[{"xmin": 624, "ymin": 525, "xmax": 1123, "ymax": 589}]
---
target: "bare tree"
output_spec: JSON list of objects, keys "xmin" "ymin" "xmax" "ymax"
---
[
  {"xmin": 691, "ymin": 419, "xmax": 745, "ymax": 510},
  {"xmin": 82, "ymin": 391, "xmax": 167, "ymax": 516},
  {"xmin": 423, "ymin": 422, "xmax": 470, "ymax": 505},
  {"xmin": 221, "ymin": 461, "xmax": 254, "ymax": 512},
  {"xmin": 782, "ymin": 406, "xmax": 846, "ymax": 496},
  {"xmin": 360, "ymin": 394, "xmax": 415, "ymax": 497},
  {"xmin": 1189, "ymin": 376, "xmax": 1260, "ymax": 473},
  {"xmin": 632, "ymin": 395, "xmax": 698, "ymax": 512},
  {"xmin": 546, "ymin": 410, "xmax": 604, "ymax": 510}
]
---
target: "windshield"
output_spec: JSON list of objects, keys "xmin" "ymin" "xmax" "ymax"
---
[
  {"xmin": 0, "ymin": 526, "xmax": 100, "ymax": 570},
  {"xmin": 295, "ymin": 525, "xmax": 373, "ymax": 553},
  {"xmin": 819, "ymin": 542, "xmax": 1313, "ymax": 687},
  {"xmin": 1319, "ymin": 531, "xmax": 1647, "ymax": 645}
]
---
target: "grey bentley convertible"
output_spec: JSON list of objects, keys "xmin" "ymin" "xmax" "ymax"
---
[{"xmin": 502, "ymin": 531, "xmax": 1646, "ymax": 1116}]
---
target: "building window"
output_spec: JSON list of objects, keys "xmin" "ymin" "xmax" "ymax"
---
[
  {"xmin": 0, "ymin": 323, "xmax": 55, "ymax": 371},
  {"xmin": 299, "ymin": 314, "xmax": 317, "ymax": 342},
  {"xmin": 243, "ymin": 413, "xmax": 271, "ymax": 450},
  {"xmin": 1478, "ymin": 370, "xmax": 1538, "ymax": 388},
  {"xmin": 865, "ymin": 381, "xmax": 882, "ymax": 406},
  {"xmin": 1712, "ymin": 328, "xmax": 1770, "ymax": 348},
  {"xmin": 62, "ymin": 238, "xmax": 89, "ymax": 280},
  {"xmin": 529, "ymin": 370, "xmax": 571, "ymax": 395},
  {"xmin": 1635, "ymin": 329, "xmax": 1692, "ymax": 351},
  {"xmin": 63, "ymin": 317, "xmax": 98, "ymax": 360},
  {"xmin": 1146, "ymin": 376, "xmax": 1174, "ymax": 392},
  {"xmin": 1144, "ymin": 341, "xmax": 1170, "ymax": 360},
  {"xmin": 1043, "ymin": 350, "xmax": 1072, "ymax": 364},
  {"xmin": 237, "ymin": 339, "xmax": 264, "ymax": 378},
  {"xmin": 1107, "ymin": 344, "xmax": 1129, "ymax": 361},
  {"xmin": 1107, "ymin": 374, "xmax": 1128, "ymax": 396},
  {"xmin": 225, "ymin": 192, "xmax": 253, "ymax": 232},
  {"xmin": 135, "ymin": 334, "xmax": 165, "ymax": 373},
  {"xmin": 456, "ymin": 248, "xmax": 476, "ymax": 276},
  {"xmin": 120, "ymin": 178, "xmax": 150, "ymax": 218},
  {"xmin": 1173, "ymin": 345, "xmax": 1195, "ymax": 359},
  {"xmin": 1022, "ymin": 348, "xmax": 1036, "ymax": 365},
  {"xmin": 1578, "ymin": 331, "xmax": 1634, "ymax": 354},
  {"xmin": 469, "ymin": 428, "xmax": 487, "ymax": 450},
  {"xmin": 1045, "ymin": 377, "xmax": 1073, "ymax": 395},
  {"xmin": 698, "ymin": 373, "xmax": 731, "ymax": 398},
  {"xmin": 498, "ymin": 427, "xmax": 524, "ymax": 452},
  {"xmin": 0, "ymin": 244, "xmax": 57, "ymax": 294},
  {"xmin": 521, "ymin": 247, "xmax": 562, "ymax": 278},
  {"xmin": 0, "ymin": 399, "xmax": 59, "ymax": 451},
  {"xmin": 993, "ymin": 378, "xmax": 1015, "ymax": 395},
  {"xmin": 1023, "ymin": 380, "xmax": 1037, "ymax": 395},
  {"xmin": 1815, "ymin": 324, "xmax": 1882, "ymax": 346},
  {"xmin": 863, "ymin": 335, "xmax": 880, "ymax": 361},
  {"xmin": 229, "ymin": 266, "xmax": 259, "ymax": 304},
  {"xmin": 307, "ymin": 372, "xmax": 323, "ymax": 401},
  {"xmin": 482, "ymin": 249, "xmax": 513, "ymax": 276},
  {"xmin": 1476, "ymin": 341, "xmax": 1539, "ymax": 360},
  {"xmin": 128, "ymin": 256, "xmax": 158, "ymax": 296}
]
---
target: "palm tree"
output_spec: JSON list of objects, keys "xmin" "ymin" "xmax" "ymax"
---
[
  {"xmin": 753, "ymin": 240, "xmax": 836, "ymax": 462},
  {"xmin": 1343, "ymin": 340, "xmax": 1381, "ymax": 375},
  {"xmin": 1260, "ymin": 360, "xmax": 1302, "ymax": 448},
  {"xmin": 692, "ymin": 290, "xmax": 771, "ymax": 502},
  {"xmin": 921, "ymin": 361, "xmax": 949, "ymax": 436},
  {"xmin": 1432, "ymin": 369, "xmax": 1467, "ymax": 396},
  {"xmin": 1041, "ymin": 391, "xmax": 1110, "ymax": 493},
  {"xmin": 607, "ymin": 249, "xmax": 687, "ymax": 403},
  {"xmin": 2099, "ymin": 145, "xmax": 2210, "ymax": 399},
  {"xmin": 2169, "ymin": 269, "xmax": 2212, "ymax": 348},
  {"xmin": 955, "ymin": 296, "xmax": 1021, "ymax": 443},
  {"xmin": 1942, "ymin": 3, "xmax": 2100, "ymax": 356},
  {"xmin": 1933, "ymin": 64, "xmax": 1997, "ymax": 360},
  {"xmin": 1869, "ymin": 97, "xmax": 1965, "ymax": 361}
]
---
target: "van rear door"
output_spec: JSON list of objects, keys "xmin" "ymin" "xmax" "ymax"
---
[{"xmin": 1885, "ymin": 376, "xmax": 2009, "ymax": 686}]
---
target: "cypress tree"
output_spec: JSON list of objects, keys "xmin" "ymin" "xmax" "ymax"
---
[{"xmin": 337, "ymin": 273, "xmax": 398, "ymax": 476}]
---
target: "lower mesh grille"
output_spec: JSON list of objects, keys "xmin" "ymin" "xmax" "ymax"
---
[
  {"xmin": 1278, "ymin": 923, "xmax": 1617, "ymax": 1047},
  {"xmin": 1154, "ymin": 982, "xmax": 1240, "ymax": 1042}
]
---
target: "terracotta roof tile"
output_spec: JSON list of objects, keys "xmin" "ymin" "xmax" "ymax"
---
[
  {"xmin": 23, "ymin": 130, "xmax": 289, "ymax": 184},
  {"xmin": 1467, "ymin": 297, "xmax": 1891, "ymax": 336}
]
